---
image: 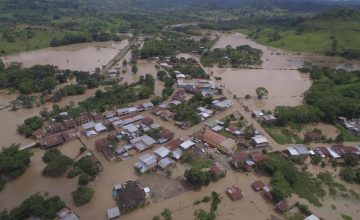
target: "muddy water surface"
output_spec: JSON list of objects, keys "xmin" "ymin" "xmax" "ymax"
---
[{"xmin": 2, "ymin": 41, "xmax": 128, "ymax": 71}]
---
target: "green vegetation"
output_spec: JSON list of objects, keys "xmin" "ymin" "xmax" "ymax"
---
[
  {"xmin": 194, "ymin": 192, "xmax": 221, "ymax": 220},
  {"xmin": 258, "ymin": 153, "xmax": 325, "ymax": 206},
  {"xmin": 0, "ymin": 194, "xmax": 65, "ymax": 220},
  {"xmin": 43, "ymin": 154, "xmax": 73, "ymax": 177},
  {"xmin": 42, "ymin": 148, "xmax": 61, "ymax": 163},
  {"xmin": 200, "ymin": 45, "xmax": 262, "ymax": 67},
  {"xmin": 17, "ymin": 116, "xmax": 43, "ymax": 138},
  {"xmin": 341, "ymin": 214, "xmax": 353, "ymax": 220},
  {"xmin": 78, "ymin": 173, "xmax": 91, "ymax": 186},
  {"xmin": 71, "ymin": 187, "xmax": 94, "ymax": 206},
  {"xmin": 340, "ymin": 167, "xmax": 360, "ymax": 184},
  {"xmin": 160, "ymin": 208, "xmax": 172, "ymax": 220},
  {"xmin": 273, "ymin": 67, "xmax": 360, "ymax": 140},
  {"xmin": 256, "ymin": 87, "xmax": 268, "ymax": 99},
  {"xmin": 0, "ymin": 64, "xmax": 60, "ymax": 94},
  {"xmin": 0, "ymin": 144, "xmax": 32, "ymax": 178},
  {"xmin": 317, "ymin": 172, "xmax": 347, "ymax": 196},
  {"xmin": 140, "ymin": 36, "xmax": 210, "ymax": 59},
  {"xmin": 157, "ymin": 70, "xmax": 175, "ymax": 99},
  {"xmin": 239, "ymin": 8, "xmax": 360, "ymax": 58},
  {"xmin": 51, "ymin": 84, "xmax": 86, "ymax": 102},
  {"xmin": 168, "ymin": 57, "xmax": 208, "ymax": 79}
]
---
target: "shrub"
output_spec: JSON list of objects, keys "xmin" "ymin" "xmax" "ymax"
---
[
  {"xmin": 42, "ymin": 148, "xmax": 61, "ymax": 163},
  {"xmin": 43, "ymin": 155, "xmax": 73, "ymax": 177},
  {"xmin": 71, "ymin": 187, "xmax": 94, "ymax": 206}
]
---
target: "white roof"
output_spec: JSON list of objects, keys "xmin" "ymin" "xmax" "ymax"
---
[
  {"xmin": 158, "ymin": 157, "xmax": 174, "ymax": 169},
  {"xmin": 294, "ymin": 145, "xmax": 310, "ymax": 155},
  {"xmin": 143, "ymin": 187, "xmax": 150, "ymax": 194},
  {"xmin": 176, "ymin": 73, "xmax": 186, "ymax": 78},
  {"xmin": 142, "ymin": 102, "xmax": 154, "ymax": 108},
  {"xmin": 180, "ymin": 140, "xmax": 195, "ymax": 150},
  {"xmin": 287, "ymin": 147, "xmax": 300, "ymax": 156},
  {"xmin": 211, "ymin": 125, "xmax": 223, "ymax": 132},
  {"xmin": 85, "ymin": 130, "xmax": 97, "ymax": 137},
  {"xmin": 139, "ymin": 153, "xmax": 157, "ymax": 166},
  {"xmin": 252, "ymin": 135, "xmax": 268, "ymax": 144},
  {"xmin": 154, "ymin": 146, "xmax": 170, "ymax": 158},
  {"xmin": 172, "ymin": 148, "xmax": 183, "ymax": 160},
  {"xmin": 214, "ymin": 99, "xmax": 233, "ymax": 108},
  {"xmin": 82, "ymin": 121, "xmax": 96, "ymax": 130},
  {"xmin": 252, "ymin": 110, "xmax": 264, "ymax": 117},
  {"xmin": 114, "ymin": 184, "xmax": 122, "ymax": 190},
  {"xmin": 263, "ymin": 185, "xmax": 271, "ymax": 192},
  {"xmin": 132, "ymin": 135, "xmax": 157, "ymax": 146},
  {"xmin": 108, "ymin": 116, "xmax": 120, "ymax": 122},
  {"xmin": 200, "ymin": 112, "xmax": 211, "ymax": 118},
  {"xmin": 304, "ymin": 214, "xmax": 320, "ymax": 220},
  {"xmin": 94, "ymin": 123, "xmax": 107, "ymax": 132},
  {"xmin": 327, "ymin": 147, "xmax": 341, "ymax": 158},
  {"xmin": 123, "ymin": 124, "xmax": 138, "ymax": 133},
  {"xmin": 107, "ymin": 207, "xmax": 120, "ymax": 219}
]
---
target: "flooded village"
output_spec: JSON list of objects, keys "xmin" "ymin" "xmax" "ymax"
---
[{"xmin": 1, "ymin": 28, "xmax": 360, "ymax": 220}]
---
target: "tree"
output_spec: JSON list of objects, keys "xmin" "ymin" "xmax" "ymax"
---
[
  {"xmin": 160, "ymin": 208, "xmax": 172, "ymax": 220},
  {"xmin": 122, "ymin": 60, "xmax": 128, "ymax": 66},
  {"xmin": 42, "ymin": 148, "xmax": 61, "ymax": 163},
  {"xmin": 271, "ymin": 171, "xmax": 292, "ymax": 202},
  {"xmin": 78, "ymin": 173, "xmax": 91, "ymax": 186},
  {"xmin": 131, "ymin": 65, "xmax": 138, "ymax": 74},
  {"xmin": 72, "ymin": 187, "xmax": 94, "ymax": 206},
  {"xmin": 0, "ymin": 144, "xmax": 32, "ymax": 178},
  {"xmin": 243, "ymin": 125, "xmax": 256, "ymax": 139},
  {"xmin": 340, "ymin": 167, "xmax": 354, "ymax": 183},
  {"xmin": 76, "ymin": 157, "xmax": 100, "ymax": 176},
  {"xmin": 335, "ymin": 134, "xmax": 344, "ymax": 143},
  {"xmin": 151, "ymin": 96, "xmax": 162, "ymax": 105},
  {"xmin": 343, "ymin": 153, "xmax": 358, "ymax": 167},
  {"xmin": 43, "ymin": 155, "xmax": 73, "ymax": 177},
  {"xmin": 256, "ymin": 87, "xmax": 268, "ymax": 99},
  {"xmin": 184, "ymin": 168, "xmax": 211, "ymax": 186}
]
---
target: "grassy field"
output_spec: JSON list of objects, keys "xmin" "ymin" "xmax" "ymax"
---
[
  {"xmin": 0, "ymin": 28, "xmax": 67, "ymax": 55},
  {"xmin": 236, "ymin": 19, "xmax": 360, "ymax": 55},
  {"xmin": 263, "ymin": 125, "xmax": 295, "ymax": 145},
  {"xmin": 335, "ymin": 123, "xmax": 360, "ymax": 142}
]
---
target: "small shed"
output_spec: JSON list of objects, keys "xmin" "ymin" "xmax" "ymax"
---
[
  {"xmin": 107, "ymin": 207, "xmax": 120, "ymax": 220},
  {"xmin": 226, "ymin": 185, "xmax": 243, "ymax": 201}
]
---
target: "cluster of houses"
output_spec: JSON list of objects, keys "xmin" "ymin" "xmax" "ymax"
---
[
  {"xmin": 32, "ymin": 102, "xmax": 156, "ymax": 149},
  {"xmin": 252, "ymin": 110, "xmax": 277, "ymax": 124},
  {"xmin": 232, "ymin": 151, "xmax": 268, "ymax": 171},
  {"xmin": 204, "ymin": 119, "xmax": 269, "ymax": 152},
  {"xmin": 134, "ymin": 138, "xmax": 195, "ymax": 173},
  {"xmin": 95, "ymin": 114, "xmax": 175, "ymax": 161},
  {"xmin": 285, "ymin": 144, "xmax": 360, "ymax": 161},
  {"xmin": 339, "ymin": 117, "xmax": 360, "ymax": 136}
]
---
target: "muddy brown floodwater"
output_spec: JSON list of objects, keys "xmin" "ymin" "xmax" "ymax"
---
[
  {"xmin": 1, "ymin": 31, "xmax": 360, "ymax": 220},
  {"xmin": 2, "ymin": 40, "xmax": 129, "ymax": 71}
]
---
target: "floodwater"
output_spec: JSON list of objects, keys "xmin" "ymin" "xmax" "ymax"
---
[{"xmin": 2, "ymin": 40, "xmax": 129, "ymax": 71}]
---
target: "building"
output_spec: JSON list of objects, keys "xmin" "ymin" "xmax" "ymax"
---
[
  {"xmin": 62, "ymin": 128, "xmax": 80, "ymax": 142},
  {"xmin": 154, "ymin": 147, "xmax": 170, "ymax": 159},
  {"xmin": 57, "ymin": 208, "xmax": 79, "ymax": 220},
  {"xmin": 94, "ymin": 123, "xmax": 107, "ymax": 132},
  {"xmin": 276, "ymin": 200, "xmax": 289, "ymax": 213},
  {"xmin": 116, "ymin": 180, "xmax": 146, "ymax": 211},
  {"xmin": 213, "ymin": 99, "xmax": 233, "ymax": 110},
  {"xmin": 202, "ymin": 129, "xmax": 236, "ymax": 154},
  {"xmin": 40, "ymin": 134, "xmax": 64, "ymax": 148},
  {"xmin": 262, "ymin": 185, "xmax": 273, "ymax": 200},
  {"xmin": 47, "ymin": 122, "xmax": 66, "ymax": 134},
  {"xmin": 249, "ymin": 152, "xmax": 267, "ymax": 164},
  {"xmin": 294, "ymin": 145, "xmax": 310, "ymax": 157},
  {"xmin": 304, "ymin": 131, "xmax": 322, "ymax": 142},
  {"xmin": 232, "ymin": 152, "xmax": 249, "ymax": 169},
  {"xmin": 134, "ymin": 153, "xmax": 157, "ymax": 173},
  {"xmin": 123, "ymin": 124, "xmax": 139, "ymax": 136},
  {"xmin": 166, "ymin": 138, "xmax": 184, "ymax": 152},
  {"xmin": 82, "ymin": 121, "xmax": 96, "ymax": 130},
  {"xmin": 107, "ymin": 207, "xmax": 120, "ymax": 220},
  {"xmin": 209, "ymin": 163, "xmax": 226, "ymax": 176},
  {"xmin": 103, "ymin": 147, "xmax": 117, "ymax": 161},
  {"xmin": 252, "ymin": 110, "xmax": 264, "ymax": 118},
  {"xmin": 226, "ymin": 186, "xmax": 243, "ymax": 201},
  {"xmin": 159, "ymin": 129, "xmax": 175, "ymax": 141},
  {"xmin": 131, "ymin": 135, "xmax": 156, "ymax": 152},
  {"xmin": 32, "ymin": 128, "xmax": 47, "ymax": 140},
  {"xmin": 180, "ymin": 140, "xmax": 195, "ymax": 151},
  {"xmin": 63, "ymin": 119, "xmax": 76, "ymax": 129},
  {"xmin": 158, "ymin": 157, "xmax": 175, "ymax": 169},
  {"xmin": 75, "ymin": 112, "xmax": 89, "ymax": 125},
  {"xmin": 261, "ymin": 114, "xmax": 277, "ymax": 124},
  {"xmin": 251, "ymin": 180, "xmax": 265, "ymax": 191},
  {"xmin": 304, "ymin": 214, "xmax": 320, "ymax": 220},
  {"xmin": 95, "ymin": 138, "xmax": 109, "ymax": 152},
  {"xmin": 141, "ymin": 117, "xmax": 154, "ymax": 126},
  {"xmin": 92, "ymin": 112, "xmax": 103, "ymax": 122},
  {"xmin": 251, "ymin": 135, "xmax": 269, "ymax": 148}
]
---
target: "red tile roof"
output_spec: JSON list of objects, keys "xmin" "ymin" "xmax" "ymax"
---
[
  {"xmin": 251, "ymin": 180, "xmax": 265, "ymax": 191},
  {"xmin": 141, "ymin": 117, "xmax": 154, "ymax": 126},
  {"xmin": 250, "ymin": 152, "xmax": 267, "ymax": 163},
  {"xmin": 160, "ymin": 129, "xmax": 174, "ymax": 140},
  {"xmin": 95, "ymin": 138, "xmax": 109, "ymax": 152},
  {"xmin": 226, "ymin": 186, "xmax": 243, "ymax": 201},
  {"xmin": 276, "ymin": 200, "xmax": 289, "ymax": 212},
  {"xmin": 209, "ymin": 164, "xmax": 226, "ymax": 175},
  {"xmin": 232, "ymin": 152, "xmax": 249, "ymax": 163},
  {"xmin": 167, "ymin": 138, "xmax": 184, "ymax": 151},
  {"xmin": 202, "ymin": 129, "xmax": 227, "ymax": 146}
]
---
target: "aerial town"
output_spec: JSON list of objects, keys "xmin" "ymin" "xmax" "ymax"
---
[{"xmin": 0, "ymin": 1, "xmax": 360, "ymax": 220}]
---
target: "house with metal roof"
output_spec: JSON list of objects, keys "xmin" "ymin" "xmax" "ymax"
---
[{"xmin": 134, "ymin": 154, "xmax": 157, "ymax": 173}]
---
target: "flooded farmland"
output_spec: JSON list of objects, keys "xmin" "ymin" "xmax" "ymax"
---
[{"xmin": 2, "ymin": 40, "xmax": 129, "ymax": 71}]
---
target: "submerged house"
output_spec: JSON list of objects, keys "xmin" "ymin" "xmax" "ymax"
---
[{"xmin": 116, "ymin": 180, "xmax": 146, "ymax": 211}]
